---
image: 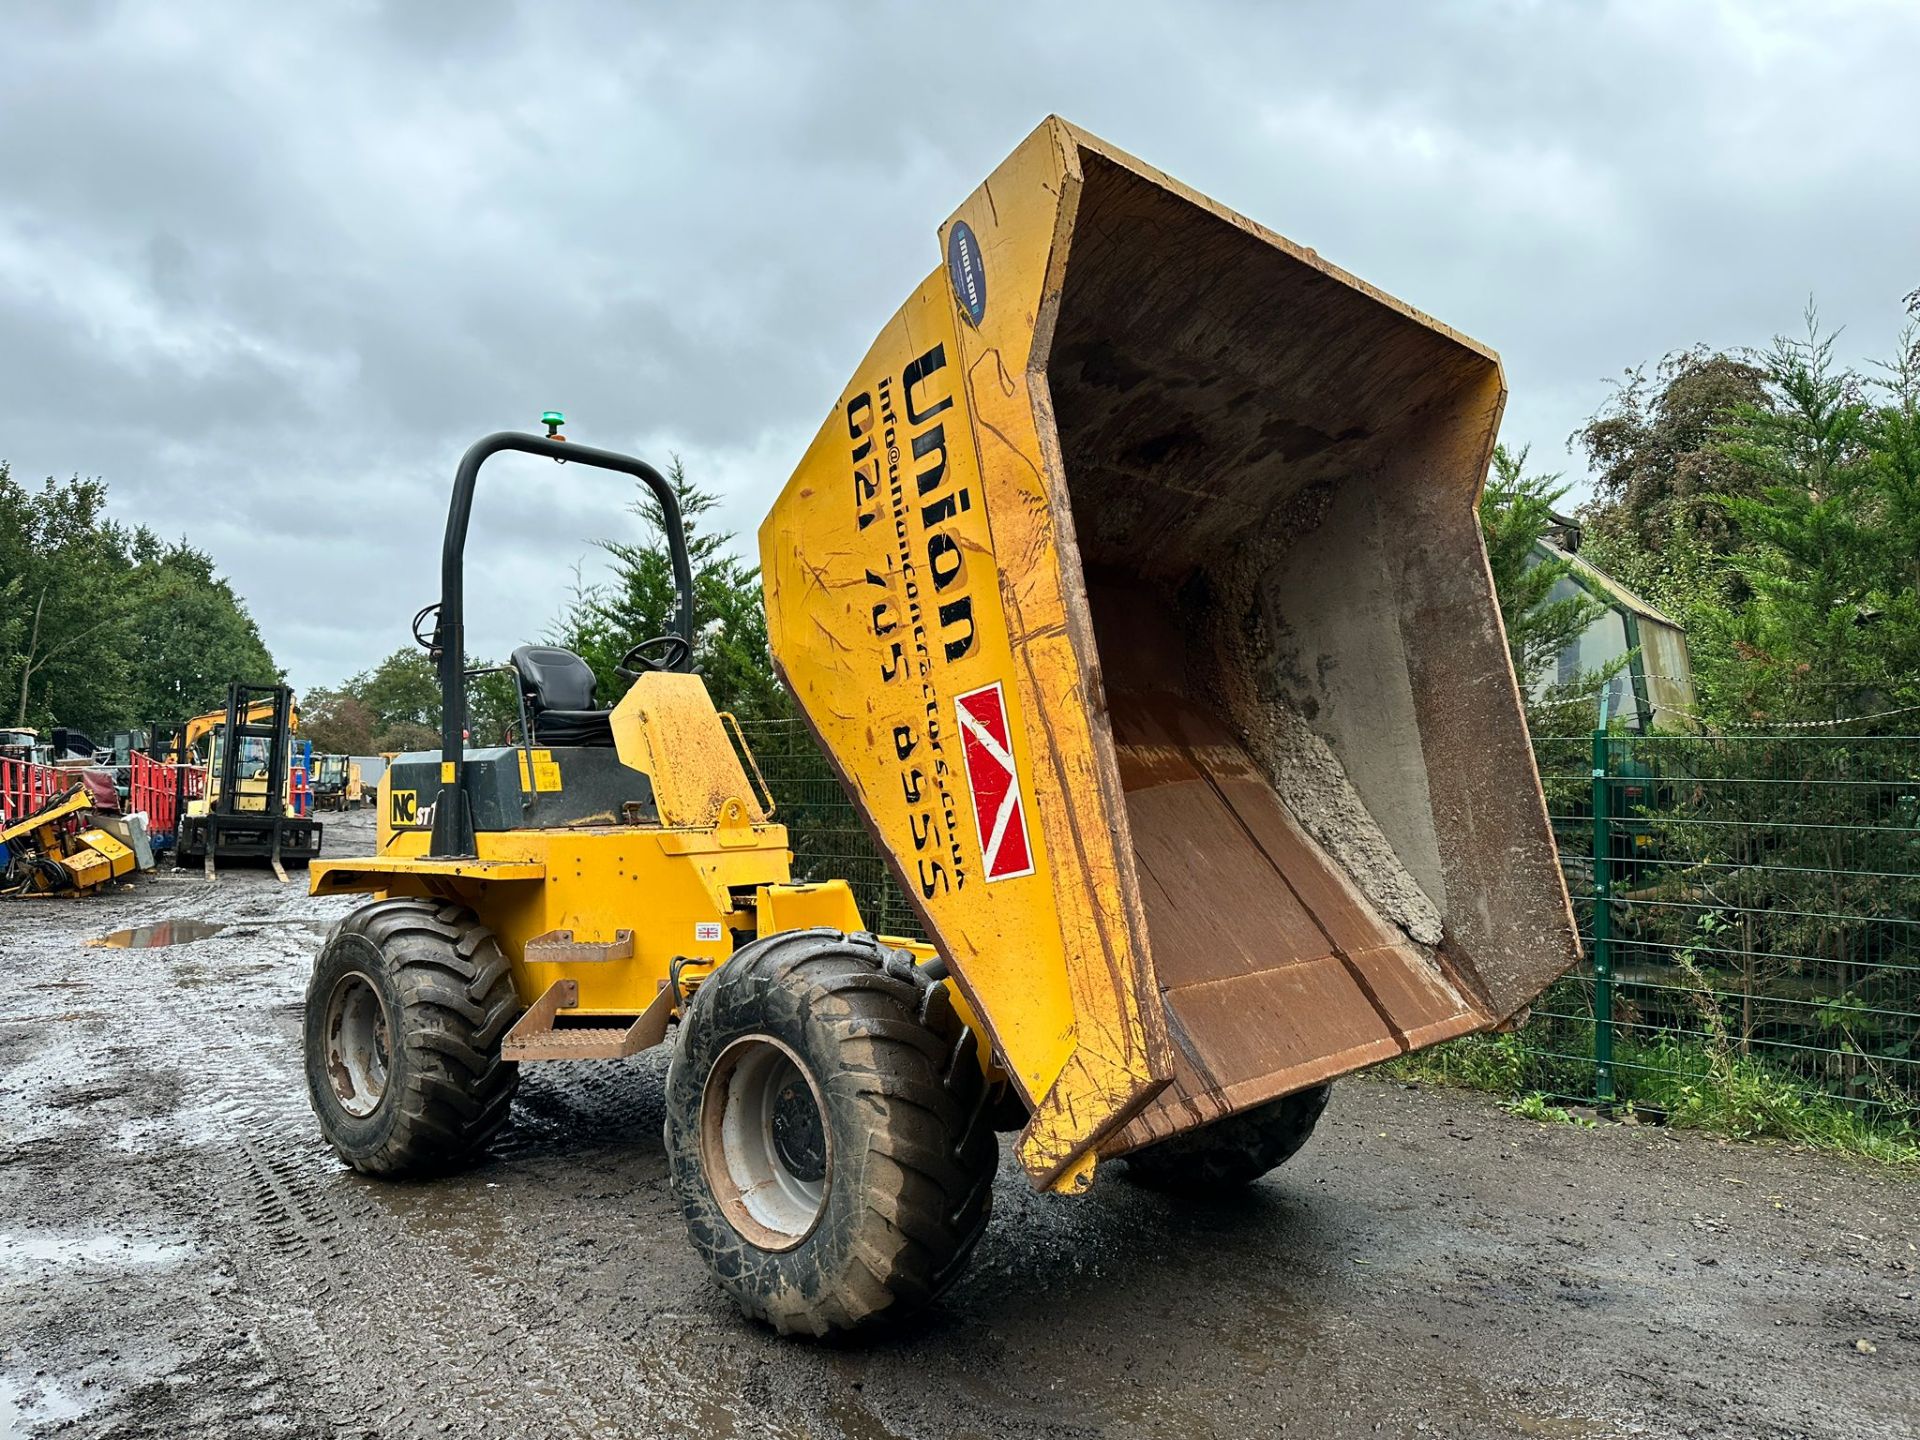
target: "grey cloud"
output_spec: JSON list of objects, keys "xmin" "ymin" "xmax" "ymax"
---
[{"xmin": 2, "ymin": 0, "xmax": 1914, "ymax": 691}]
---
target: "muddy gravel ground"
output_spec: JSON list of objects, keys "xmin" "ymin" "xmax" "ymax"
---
[{"xmin": 2, "ymin": 809, "xmax": 1917, "ymax": 1440}]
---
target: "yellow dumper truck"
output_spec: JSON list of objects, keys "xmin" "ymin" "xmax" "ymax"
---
[{"xmin": 305, "ymin": 118, "xmax": 1578, "ymax": 1335}]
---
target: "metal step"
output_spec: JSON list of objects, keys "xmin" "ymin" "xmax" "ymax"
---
[
  {"xmin": 501, "ymin": 978, "xmax": 674, "ymax": 1062},
  {"xmin": 522, "ymin": 928, "xmax": 634, "ymax": 964},
  {"xmin": 513, "ymin": 1025, "xmax": 635, "ymax": 1059}
]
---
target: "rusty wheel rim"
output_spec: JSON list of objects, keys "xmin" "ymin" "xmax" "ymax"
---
[
  {"xmin": 699, "ymin": 1035, "xmax": 831, "ymax": 1252},
  {"xmin": 324, "ymin": 973, "xmax": 392, "ymax": 1119}
]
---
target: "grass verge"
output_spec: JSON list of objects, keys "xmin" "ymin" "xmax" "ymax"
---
[{"xmin": 1378, "ymin": 1032, "xmax": 1920, "ymax": 1165}]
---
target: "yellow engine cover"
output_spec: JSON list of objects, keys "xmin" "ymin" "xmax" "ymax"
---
[{"xmin": 69, "ymin": 828, "xmax": 136, "ymax": 889}]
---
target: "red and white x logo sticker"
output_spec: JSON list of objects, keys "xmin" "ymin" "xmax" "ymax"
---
[{"xmin": 954, "ymin": 682, "xmax": 1035, "ymax": 882}]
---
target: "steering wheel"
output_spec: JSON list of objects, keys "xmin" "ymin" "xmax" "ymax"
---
[
  {"xmin": 615, "ymin": 634, "xmax": 692, "ymax": 680},
  {"xmin": 411, "ymin": 603, "xmax": 441, "ymax": 656}
]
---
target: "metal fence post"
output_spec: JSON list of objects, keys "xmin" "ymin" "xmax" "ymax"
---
[{"xmin": 1590, "ymin": 704, "xmax": 1616, "ymax": 1104}]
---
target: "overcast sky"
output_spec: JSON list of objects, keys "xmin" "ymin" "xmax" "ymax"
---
[{"xmin": 3, "ymin": 1, "xmax": 1915, "ymax": 694}]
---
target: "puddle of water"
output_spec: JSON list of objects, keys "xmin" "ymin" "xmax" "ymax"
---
[
  {"xmin": 86, "ymin": 919, "xmax": 227, "ymax": 949},
  {"xmin": 0, "ymin": 1233, "xmax": 192, "ymax": 1271},
  {"xmin": 0, "ymin": 1373, "xmax": 87, "ymax": 1440},
  {"xmin": 84, "ymin": 918, "xmax": 332, "ymax": 949},
  {"xmin": 88, "ymin": 917, "xmax": 339, "ymax": 952}
]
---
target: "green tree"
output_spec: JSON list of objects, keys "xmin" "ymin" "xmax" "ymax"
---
[
  {"xmin": 1576, "ymin": 349, "xmax": 1773, "ymax": 568},
  {"xmin": 550, "ymin": 457, "xmax": 787, "ymax": 720},
  {"xmin": 350, "ymin": 648, "xmax": 441, "ymax": 750},
  {"xmin": 301, "ymin": 689, "xmax": 378, "ymax": 755},
  {"xmin": 467, "ymin": 665, "xmax": 524, "ymax": 746},
  {"xmin": 123, "ymin": 542, "xmax": 280, "ymax": 724},
  {"xmin": 1711, "ymin": 311, "xmax": 1920, "ymax": 725},
  {"xmin": 0, "ymin": 471, "xmax": 22, "ymax": 690},
  {"xmin": 1568, "ymin": 319, "xmax": 1875, "ymax": 728},
  {"xmin": 335, "ymin": 646, "xmax": 522, "ymax": 751},
  {"xmin": 1574, "ymin": 305, "xmax": 1920, "ymax": 729},
  {"xmin": 0, "ymin": 464, "xmax": 280, "ymax": 735},
  {"xmin": 0, "ymin": 467, "xmax": 136, "ymax": 732}
]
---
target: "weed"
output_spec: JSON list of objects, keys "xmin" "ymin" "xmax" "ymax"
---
[
  {"xmin": 1378, "ymin": 1032, "xmax": 1533, "ymax": 1092},
  {"xmin": 1625, "ymin": 1039, "xmax": 1920, "ymax": 1162},
  {"xmin": 1503, "ymin": 1092, "xmax": 1597, "ymax": 1127}
]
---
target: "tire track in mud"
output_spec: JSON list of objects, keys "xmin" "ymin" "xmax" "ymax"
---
[
  {"xmin": 4, "ymin": 844, "xmax": 461, "ymax": 1438},
  {"xmin": 227, "ymin": 1134, "xmax": 546, "ymax": 1440},
  {"xmin": 218, "ymin": 1090, "xmax": 805, "ymax": 1439},
  {"xmin": 2, "ymin": 897, "xmax": 330, "ymax": 1437},
  {"xmin": 143, "ymin": 882, "xmax": 795, "ymax": 1440},
  {"xmin": 4, "ymin": 827, "xmax": 821, "ymax": 1439},
  {"xmin": 123, "ymin": 900, "xmax": 602, "ymax": 1438},
  {"xmin": 82, "ymin": 1327, "xmax": 325, "ymax": 1440},
  {"xmin": 8, "ymin": 899, "xmax": 805, "ymax": 1440},
  {"xmin": 14, "ymin": 823, "xmax": 1918, "ymax": 1440}
]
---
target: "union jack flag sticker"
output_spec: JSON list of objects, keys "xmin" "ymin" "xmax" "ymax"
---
[{"xmin": 954, "ymin": 682, "xmax": 1035, "ymax": 883}]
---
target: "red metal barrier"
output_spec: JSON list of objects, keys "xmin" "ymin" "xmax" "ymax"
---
[
  {"xmin": 1, "ymin": 756, "xmax": 67, "ymax": 828},
  {"xmin": 127, "ymin": 751, "xmax": 203, "ymax": 842}
]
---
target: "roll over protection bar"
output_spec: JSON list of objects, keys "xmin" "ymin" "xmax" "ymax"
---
[{"xmin": 429, "ymin": 431, "xmax": 694, "ymax": 857}]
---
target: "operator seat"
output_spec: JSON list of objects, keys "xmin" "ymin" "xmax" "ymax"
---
[{"xmin": 508, "ymin": 645, "xmax": 616, "ymax": 747}]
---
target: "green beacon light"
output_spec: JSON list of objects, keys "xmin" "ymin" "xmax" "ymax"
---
[{"xmin": 541, "ymin": 410, "xmax": 566, "ymax": 440}]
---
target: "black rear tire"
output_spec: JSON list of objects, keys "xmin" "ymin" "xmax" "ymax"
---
[
  {"xmin": 665, "ymin": 929, "xmax": 997, "ymax": 1336},
  {"xmin": 304, "ymin": 899, "xmax": 521, "ymax": 1177},
  {"xmin": 1123, "ymin": 1084, "xmax": 1332, "ymax": 1193}
]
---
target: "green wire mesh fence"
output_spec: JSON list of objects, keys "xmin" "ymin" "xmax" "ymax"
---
[
  {"xmin": 734, "ymin": 719, "xmax": 926, "ymax": 940},
  {"xmin": 1531, "ymin": 730, "xmax": 1920, "ymax": 1120},
  {"xmin": 739, "ymin": 716, "xmax": 1918, "ymax": 1123}
]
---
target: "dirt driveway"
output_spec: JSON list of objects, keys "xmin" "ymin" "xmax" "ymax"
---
[{"xmin": 2, "ymin": 812, "xmax": 1916, "ymax": 1439}]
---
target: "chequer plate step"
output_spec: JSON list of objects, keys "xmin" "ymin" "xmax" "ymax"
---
[{"xmin": 500, "ymin": 979, "xmax": 675, "ymax": 1062}]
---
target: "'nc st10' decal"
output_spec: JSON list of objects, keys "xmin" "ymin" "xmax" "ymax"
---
[{"xmin": 954, "ymin": 682, "xmax": 1033, "ymax": 882}]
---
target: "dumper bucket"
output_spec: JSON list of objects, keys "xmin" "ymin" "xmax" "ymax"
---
[{"xmin": 762, "ymin": 117, "xmax": 1580, "ymax": 1191}]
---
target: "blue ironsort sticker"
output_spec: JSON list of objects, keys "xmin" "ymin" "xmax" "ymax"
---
[{"xmin": 947, "ymin": 221, "xmax": 986, "ymax": 326}]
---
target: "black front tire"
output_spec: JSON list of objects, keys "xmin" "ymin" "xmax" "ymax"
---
[
  {"xmin": 665, "ymin": 929, "xmax": 997, "ymax": 1336},
  {"xmin": 174, "ymin": 817, "xmax": 205, "ymax": 866},
  {"xmin": 1123, "ymin": 1084, "xmax": 1332, "ymax": 1193},
  {"xmin": 304, "ymin": 899, "xmax": 521, "ymax": 1177}
]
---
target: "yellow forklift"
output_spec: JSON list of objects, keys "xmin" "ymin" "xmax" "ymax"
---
[
  {"xmin": 177, "ymin": 683, "xmax": 322, "ymax": 879},
  {"xmin": 305, "ymin": 119, "xmax": 1578, "ymax": 1337},
  {"xmin": 311, "ymin": 754, "xmax": 366, "ymax": 811}
]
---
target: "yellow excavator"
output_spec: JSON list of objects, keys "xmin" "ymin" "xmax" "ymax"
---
[
  {"xmin": 304, "ymin": 118, "xmax": 1578, "ymax": 1336},
  {"xmin": 167, "ymin": 697, "xmax": 282, "ymax": 766}
]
